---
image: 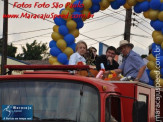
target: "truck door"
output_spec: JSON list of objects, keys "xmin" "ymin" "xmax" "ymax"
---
[{"xmin": 105, "ymin": 95, "xmax": 121, "ymax": 122}]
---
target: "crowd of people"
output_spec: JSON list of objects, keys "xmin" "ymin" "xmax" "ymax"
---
[{"xmin": 68, "ymin": 40, "xmax": 149, "ymax": 84}]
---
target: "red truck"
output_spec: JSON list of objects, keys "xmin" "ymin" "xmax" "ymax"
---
[{"xmin": 0, "ymin": 65, "xmax": 162, "ymax": 122}]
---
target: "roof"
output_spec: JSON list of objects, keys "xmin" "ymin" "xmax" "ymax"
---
[{"xmin": 0, "ymin": 54, "xmax": 30, "ymax": 65}]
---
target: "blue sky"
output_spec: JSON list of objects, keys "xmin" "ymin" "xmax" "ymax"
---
[{"xmin": 0, "ymin": 0, "xmax": 154, "ymax": 55}]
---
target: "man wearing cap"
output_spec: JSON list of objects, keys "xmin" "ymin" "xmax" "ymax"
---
[{"xmin": 113, "ymin": 40, "xmax": 149, "ymax": 83}]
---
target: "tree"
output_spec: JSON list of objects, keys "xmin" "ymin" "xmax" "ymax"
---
[
  {"xmin": 16, "ymin": 40, "xmax": 49, "ymax": 60},
  {"xmin": 0, "ymin": 38, "xmax": 17, "ymax": 58}
]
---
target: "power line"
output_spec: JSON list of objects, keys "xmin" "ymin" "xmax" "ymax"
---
[
  {"xmin": 11, "ymin": 32, "xmax": 51, "ymax": 43},
  {"xmin": 83, "ymin": 20, "xmax": 120, "ymax": 33},
  {"xmin": 0, "ymin": 27, "xmax": 52, "ymax": 36}
]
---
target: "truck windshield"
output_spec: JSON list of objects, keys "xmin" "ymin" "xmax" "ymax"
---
[{"xmin": 0, "ymin": 80, "xmax": 100, "ymax": 122}]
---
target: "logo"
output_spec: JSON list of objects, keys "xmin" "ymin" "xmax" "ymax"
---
[{"xmin": 2, "ymin": 105, "xmax": 33, "ymax": 120}]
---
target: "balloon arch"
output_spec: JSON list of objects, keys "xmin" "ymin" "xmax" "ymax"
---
[{"xmin": 49, "ymin": 0, "xmax": 163, "ymax": 86}]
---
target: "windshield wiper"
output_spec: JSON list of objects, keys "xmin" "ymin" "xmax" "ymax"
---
[{"xmin": 41, "ymin": 118, "xmax": 77, "ymax": 122}]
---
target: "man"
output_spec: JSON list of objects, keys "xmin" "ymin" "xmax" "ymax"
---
[
  {"xmin": 96, "ymin": 46, "xmax": 119, "ymax": 71},
  {"xmin": 113, "ymin": 40, "xmax": 149, "ymax": 83}
]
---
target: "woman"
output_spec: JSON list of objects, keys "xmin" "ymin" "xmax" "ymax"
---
[{"xmin": 69, "ymin": 41, "xmax": 87, "ymax": 65}]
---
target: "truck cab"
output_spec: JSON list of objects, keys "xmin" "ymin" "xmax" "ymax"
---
[{"xmin": 0, "ymin": 65, "xmax": 162, "ymax": 122}]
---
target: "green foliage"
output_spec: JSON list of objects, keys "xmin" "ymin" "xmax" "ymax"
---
[
  {"xmin": 0, "ymin": 39, "xmax": 17, "ymax": 58},
  {"xmin": 16, "ymin": 40, "xmax": 49, "ymax": 60}
]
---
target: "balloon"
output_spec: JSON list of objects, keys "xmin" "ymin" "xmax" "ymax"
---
[
  {"xmin": 134, "ymin": 2, "xmax": 142, "ymax": 13},
  {"xmin": 117, "ymin": 0, "xmax": 126, "ymax": 6},
  {"xmin": 70, "ymin": 29, "xmax": 80, "ymax": 38},
  {"xmin": 111, "ymin": 1, "xmax": 120, "ymax": 10},
  {"xmin": 143, "ymin": 11, "xmax": 149, "ymax": 18},
  {"xmin": 155, "ymin": 78, "xmax": 163, "ymax": 87},
  {"xmin": 73, "ymin": 0, "xmax": 84, "ymax": 11},
  {"xmin": 92, "ymin": 0, "xmax": 101, "ymax": 4},
  {"xmin": 50, "ymin": 47, "xmax": 62, "ymax": 57},
  {"xmin": 162, "ymin": 41, "xmax": 163, "ymax": 49},
  {"xmin": 159, "ymin": 4, "xmax": 163, "ymax": 11},
  {"xmin": 82, "ymin": 10, "xmax": 91, "ymax": 20},
  {"xmin": 72, "ymin": 11, "xmax": 83, "ymax": 22},
  {"xmin": 152, "ymin": 42, "xmax": 161, "ymax": 49},
  {"xmin": 152, "ymin": 20, "xmax": 163, "ymax": 31},
  {"xmin": 161, "ymin": 68, "xmax": 163, "ymax": 75},
  {"xmin": 66, "ymin": 20, "xmax": 77, "ymax": 31},
  {"xmin": 76, "ymin": 20, "xmax": 84, "ymax": 29},
  {"xmin": 123, "ymin": 3, "xmax": 132, "ymax": 9},
  {"xmin": 137, "ymin": 0, "xmax": 145, "ymax": 2},
  {"xmin": 71, "ymin": 0, "xmax": 76, "ymax": 4},
  {"xmin": 83, "ymin": 0, "xmax": 92, "ymax": 9},
  {"xmin": 69, "ymin": 43, "xmax": 77, "ymax": 52},
  {"xmin": 162, "ymin": 28, "xmax": 163, "ymax": 35},
  {"xmin": 139, "ymin": 1, "xmax": 150, "ymax": 12},
  {"xmin": 65, "ymin": 2, "xmax": 75, "ymax": 13},
  {"xmin": 160, "ymin": 56, "xmax": 163, "ymax": 68},
  {"xmin": 153, "ymin": 34, "xmax": 163, "ymax": 45},
  {"xmin": 53, "ymin": 61, "xmax": 62, "ymax": 65},
  {"xmin": 99, "ymin": 0, "xmax": 110, "ymax": 9},
  {"xmin": 90, "ymin": 3, "xmax": 100, "ymax": 13},
  {"xmin": 148, "ymin": 9, "xmax": 159, "ymax": 20},
  {"xmin": 127, "ymin": 0, "xmax": 137, "ymax": 6},
  {"xmin": 152, "ymin": 47, "xmax": 163, "ymax": 57},
  {"xmin": 56, "ymin": 39, "xmax": 67, "ymax": 50},
  {"xmin": 64, "ymin": 34, "xmax": 75, "ymax": 46},
  {"xmin": 53, "ymin": 25, "xmax": 59, "ymax": 33},
  {"xmin": 54, "ymin": 18, "xmax": 66, "ymax": 26},
  {"xmin": 63, "ymin": 47, "xmax": 74, "ymax": 57},
  {"xmin": 158, "ymin": 12, "xmax": 163, "ymax": 21},
  {"xmin": 57, "ymin": 53, "xmax": 68, "ymax": 64},
  {"xmin": 150, "ymin": 0, "xmax": 161, "ymax": 10},
  {"xmin": 152, "ymin": 31, "xmax": 162, "ymax": 38},
  {"xmin": 147, "ymin": 61, "xmax": 156, "ymax": 70},
  {"xmin": 150, "ymin": 69, "xmax": 160, "ymax": 80},
  {"xmin": 59, "ymin": 25, "xmax": 69, "ymax": 36},
  {"xmin": 147, "ymin": 54, "xmax": 156, "ymax": 62},
  {"xmin": 51, "ymin": 32, "xmax": 63, "ymax": 41},
  {"xmin": 49, "ymin": 56, "xmax": 58, "ymax": 64},
  {"xmin": 61, "ymin": 9, "xmax": 72, "ymax": 20},
  {"xmin": 146, "ymin": 69, "xmax": 154, "ymax": 86},
  {"xmin": 49, "ymin": 40, "xmax": 57, "ymax": 48}
]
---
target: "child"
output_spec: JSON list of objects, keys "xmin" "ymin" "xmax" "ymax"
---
[{"xmin": 69, "ymin": 41, "xmax": 87, "ymax": 65}]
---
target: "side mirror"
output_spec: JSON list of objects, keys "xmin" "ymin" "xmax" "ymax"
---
[{"xmin": 132, "ymin": 101, "xmax": 147, "ymax": 122}]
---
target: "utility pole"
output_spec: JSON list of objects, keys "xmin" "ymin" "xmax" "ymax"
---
[
  {"xmin": 1, "ymin": 0, "xmax": 8, "ymax": 75},
  {"xmin": 124, "ymin": 8, "xmax": 132, "ymax": 42}
]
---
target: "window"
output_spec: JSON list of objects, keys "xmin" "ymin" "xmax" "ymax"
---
[
  {"xmin": 105, "ymin": 96, "xmax": 121, "ymax": 122},
  {"xmin": 0, "ymin": 80, "xmax": 100, "ymax": 122}
]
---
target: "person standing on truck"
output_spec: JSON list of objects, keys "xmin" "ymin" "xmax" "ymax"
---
[
  {"xmin": 69, "ymin": 41, "xmax": 87, "ymax": 65},
  {"xmin": 96, "ymin": 46, "xmax": 119, "ymax": 71},
  {"xmin": 110, "ymin": 40, "xmax": 149, "ymax": 83}
]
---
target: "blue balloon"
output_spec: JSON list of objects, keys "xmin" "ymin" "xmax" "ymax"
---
[
  {"xmin": 152, "ymin": 20, "xmax": 163, "ymax": 31},
  {"xmin": 150, "ymin": 0, "xmax": 161, "ymax": 10},
  {"xmin": 152, "ymin": 43, "xmax": 161, "ymax": 49},
  {"xmin": 57, "ymin": 53, "xmax": 68, "ymax": 64},
  {"xmin": 72, "ymin": 11, "xmax": 82, "ymax": 22},
  {"xmin": 162, "ymin": 28, "xmax": 163, "ymax": 34},
  {"xmin": 139, "ymin": 1, "xmax": 150, "ymax": 12},
  {"xmin": 50, "ymin": 47, "xmax": 62, "ymax": 57},
  {"xmin": 161, "ymin": 68, "xmax": 163, "ymax": 75},
  {"xmin": 152, "ymin": 47, "xmax": 163, "ymax": 58},
  {"xmin": 90, "ymin": 3, "xmax": 100, "ymax": 13},
  {"xmin": 73, "ymin": 1, "xmax": 84, "ymax": 11},
  {"xmin": 77, "ymin": 20, "xmax": 84, "ymax": 29},
  {"xmin": 111, "ymin": 1, "xmax": 120, "ymax": 10},
  {"xmin": 69, "ymin": 43, "xmax": 76, "ymax": 52},
  {"xmin": 59, "ymin": 25, "xmax": 69, "ymax": 36},
  {"xmin": 64, "ymin": 34, "xmax": 75, "ymax": 46},
  {"xmin": 134, "ymin": 2, "xmax": 142, "ymax": 13},
  {"xmin": 117, "ymin": 0, "xmax": 126, "ymax": 6},
  {"xmin": 54, "ymin": 18, "xmax": 66, "ymax": 26},
  {"xmin": 159, "ymin": 3, "xmax": 163, "ymax": 11},
  {"xmin": 59, "ymin": 8, "xmax": 65, "ymax": 14},
  {"xmin": 92, "ymin": 0, "xmax": 101, "ymax": 4},
  {"xmin": 49, "ymin": 40, "xmax": 56, "ymax": 48},
  {"xmin": 150, "ymin": 20, "xmax": 154, "ymax": 27}
]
